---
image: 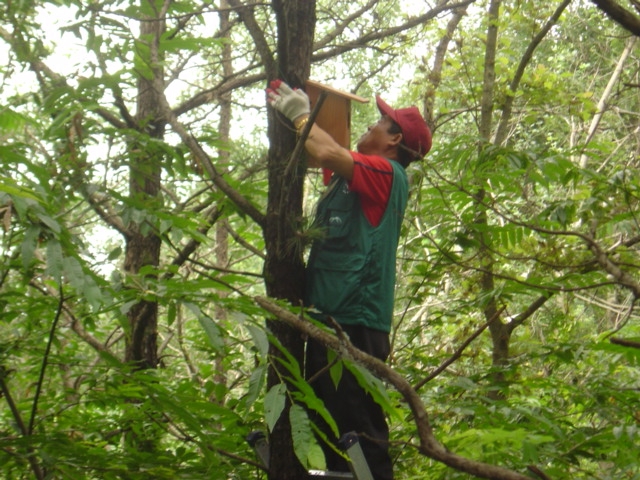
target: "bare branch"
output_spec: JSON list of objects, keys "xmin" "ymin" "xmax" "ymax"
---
[
  {"xmin": 29, "ymin": 286, "xmax": 65, "ymax": 436},
  {"xmin": 312, "ymin": 1, "xmax": 476, "ymax": 64},
  {"xmin": 314, "ymin": 0, "xmax": 378, "ymax": 50},
  {"xmin": 591, "ymin": 0, "xmax": 640, "ymax": 36},
  {"xmin": 610, "ymin": 336, "xmax": 640, "ymax": 349},
  {"xmin": 226, "ymin": 0, "xmax": 275, "ymax": 74},
  {"xmin": 167, "ymin": 204, "xmax": 224, "ymax": 273},
  {"xmin": 584, "ymin": 233, "xmax": 640, "ymax": 298},
  {"xmin": 425, "ymin": 3, "xmax": 469, "ymax": 130},
  {"xmin": 494, "ymin": 0, "xmax": 572, "ymax": 146},
  {"xmin": 506, "ymin": 293, "xmax": 553, "ymax": 332},
  {"xmin": 579, "ymin": 36, "xmax": 638, "ymax": 168},
  {"xmin": 0, "ymin": 368, "xmax": 45, "ymax": 480},
  {"xmin": 161, "ymin": 106, "xmax": 266, "ymax": 227},
  {"xmin": 414, "ymin": 306, "xmax": 504, "ymax": 391}
]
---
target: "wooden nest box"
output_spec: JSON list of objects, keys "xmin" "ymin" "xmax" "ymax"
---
[{"xmin": 305, "ymin": 80, "xmax": 369, "ymax": 149}]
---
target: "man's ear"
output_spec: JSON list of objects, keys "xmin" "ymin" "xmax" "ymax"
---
[{"xmin": 388, "ymin": 133, "xmax": 403, "ymax": 148}]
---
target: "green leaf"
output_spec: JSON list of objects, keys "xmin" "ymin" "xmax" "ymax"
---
[
  {"xmin": 0, "ymin": 176, "xmax": 42, "ymax": 201},
  {"xmin": 21, "ymin": 224, "xmax": 40, "ymax": 269},
  {"xmin": 245, "ymin": 363, "xmax": 267, "ymax": 409},
  {"xmin": 63, "ymin": 256, "xmax": 84, "ymax": 284},
  {"xmin": 46, "ymin": 239, "xmax": 64, "ymax": 282},
  {"xmin": 167, "ymin": 302, "xmax": 176, "ymax": 326},
  {"xmin": 289, "ymin": 377, "xmax": 339, "ymax": 438},
  {"xmin": 83, "ymin": 283, "xmax": 103, "ymax": 311},
  {"xmin": 197, "ymin": 315, "xmax": 224, "ymax": 350},
  {"xmin": 0, "ymin": 107, "xmax": 30, "ymax": 132},
  {"xmin": 344, "ymin": 362, "xmax": 400, "ymax": 420},
  {"xmin": 290, "ymin": 403, "xmax": 325, "ymax": 471},
  {"xmin": 522, "ymin": 440, "xmax": 540, "ymax": 463},
  {"xmin": 264, "ymin": 383, "xmax": 286, "ymax": 433},
  {"xmin": 37, "ymin": 212, "xmax": 61, "ymax": 234},
  {"xmin": 267, "ymin": 331, "xmax": 339, "ymax": 437},
  {"xmin": 107, "ymin": 246, "xmax": 122, "ymax": 261},
  {"xmin": 62, "ymin": 256, "xmax": 103, "ymax": 310},
  {"xmin": 592, "ymin": 341, "xmax": 640, "ymax": 365},
  {"xmin": 246, "ymin": 323, "xmax": 269, "ymax": 360},
  {"xmin": 327, "ymin": 350, "xmax": 343, "ymax": 389},
  {"xmin": 185, "ymin": 302, "xmax": 224, "ymax": 350},
  {"xmin": 307, "ymin": 441, "xmax": 326, "ymax": 471}
]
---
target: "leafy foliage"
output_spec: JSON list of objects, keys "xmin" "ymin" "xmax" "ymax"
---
[{"xmin": 1, "ymin": 0, "xmax": 640, "ymax": 479}]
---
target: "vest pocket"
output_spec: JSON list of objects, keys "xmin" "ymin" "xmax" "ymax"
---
[
  {"xmin": 325, "ymin": 208, "xmax": 350, "ymax": 239},
  {"xmin": 306, "ymin": 249, "xmax": 367, "ymax": 314},
  {"xmin": 319, "ymin": 207, "xmax": 365, "ymax": 252},
  {"xmin": 312, "ymin": 248, "xmax": 365, "ymax": 272}
]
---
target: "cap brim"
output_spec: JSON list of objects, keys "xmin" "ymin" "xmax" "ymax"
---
[{"xmin": 376, "ymin": 95, "xmax": 398, "ymax": 123}]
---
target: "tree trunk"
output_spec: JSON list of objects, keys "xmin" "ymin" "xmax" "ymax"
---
[
  {"xmin": 477, "ymin": 0, "xmax": 508, "ymax": 399},
  {"xmin": 213, "ymin": 0, "xmax": 233, "ymax": 405},
  {"xmin": 124, "ymin": 1, "xmax": 165, "ymax": 370},
  {"xmin": 263, "ymin": 2, "xmax": 316, "ymax": 478}
]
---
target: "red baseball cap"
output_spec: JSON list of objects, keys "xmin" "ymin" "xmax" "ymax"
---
[{"xmin": 376, "ymin": 96, "xmax": 432, "ymax": 158}]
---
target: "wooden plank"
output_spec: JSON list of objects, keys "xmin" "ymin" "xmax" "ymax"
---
[{"xmin": 305, "ymin": 80, "xmax": 369, "ymax": 104}]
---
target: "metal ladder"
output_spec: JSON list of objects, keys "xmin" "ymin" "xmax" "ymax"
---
[{"xmin": 246, "ymin": 431, "xmax": 374, "ymax": 480}]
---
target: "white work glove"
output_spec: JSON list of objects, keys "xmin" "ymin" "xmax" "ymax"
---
[{"xmin": 266, "ymin": 79, "xmax": 310, "ymax": 123}]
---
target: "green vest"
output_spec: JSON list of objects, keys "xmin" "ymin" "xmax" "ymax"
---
[{"xmin": 305, "ymin": 160, "xmax": 408, "ymax": 333}]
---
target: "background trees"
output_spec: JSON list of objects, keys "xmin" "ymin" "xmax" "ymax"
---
[{"xmin": 1, "ymin": 1, "xmax": 639, "ymax": 479}]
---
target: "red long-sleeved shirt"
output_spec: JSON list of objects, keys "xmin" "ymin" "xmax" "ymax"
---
[{"xmin": 344, "ymin": 152, "xmax": 394, "ymax": 227}]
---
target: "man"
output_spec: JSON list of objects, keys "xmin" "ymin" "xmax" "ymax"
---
[{"xmin": 267, "ymin": 80, "xmax": 431, "ymax": 480}]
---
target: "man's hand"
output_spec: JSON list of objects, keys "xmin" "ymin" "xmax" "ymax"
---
[{"xmin": 266, "ymin": 79, "xmax": 310, "ymax": 123}]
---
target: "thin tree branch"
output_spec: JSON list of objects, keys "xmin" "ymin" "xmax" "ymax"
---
[
  {"xmin": 584, "ymin": 233, "xmax": 640, "ymax": 298},
  {"xmin": 147, "ymin": 33, "xmax": 266, "ymax": 227},
  {"xmin": 425, "ymin": 2, "xmax": 469, "ymax": 129},
  {"xmin": 172, "ymin": 72, "xmax": 264, "ymax": 117},
  {"xmin": 494, "ymin": 0, "xmax": 572, "ymax": 146},
  {"xmin": 527, "ymin": 465, "xmax": 553, "ymax": 480},
  {"xmin": 0, "ymin": 370, "xmax": 27, "ymax": 437},
  {"xmin": 479, "ymin": 0, "xmax": 501, "ymax": 140},
  {"xmin": 314, "ymin": 0, "xmax": 378, "ymax": 50},
  {"xmin": 311, "ymin": 1, "xmax": 476, "ymax": 64},
  {"xmin": 506, "ymin": 292, "xmax": 553, "ymax": 333},
  {"xmin": 28, "ymin": 279, "xmax": 114, "ymax": 355},
  {"xmin": 591, "ymin": 0, "xmax": 640, "ymax": 36},
  {"xmin": 28, "ymin": 285, "xmax": 65, "ymax": 435},
  {"xmin": 151, "ymin": 19, "xmax": 265, "ymax": 226},
  {"xmin": 414, "ymin": 306, "xmax": 505, "ymax": 391},
  {"xmin": 82, "ymin": 190, "xmax": 130, "ymax": 238},
  {"xmin": 0, "ymin": 368, "xmax": 45, "ymax": 480},
  {"xmin": 579, "ymin": 36, "xmax": 638, "ymax": 167},
  {"xmin": 226, "ymin": 0, "xmax": 275, "ymax": 74},
  {"xmin": 610, "ymin": 336, "xmax": 640, "ymax": 349},
  {"xmin": 167, "ymin": 204, "xmax": 225, "ymax": 273},
  {"xmin": 225, "ymin": 222, "xmax": 266, "ymax": 259},
  {"xmin": 173, "ymin": 1, "xmax": 476, "ymax": 117}
]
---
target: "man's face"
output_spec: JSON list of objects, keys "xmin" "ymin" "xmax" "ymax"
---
[{"xmin": 356, "ymin": 115, "xmax": 398, "ymax": 155}]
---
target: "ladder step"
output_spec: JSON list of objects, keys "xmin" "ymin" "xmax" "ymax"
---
[{"xmin": 308, "ymin": 470, "xmax": 354, "ymax": 478}]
